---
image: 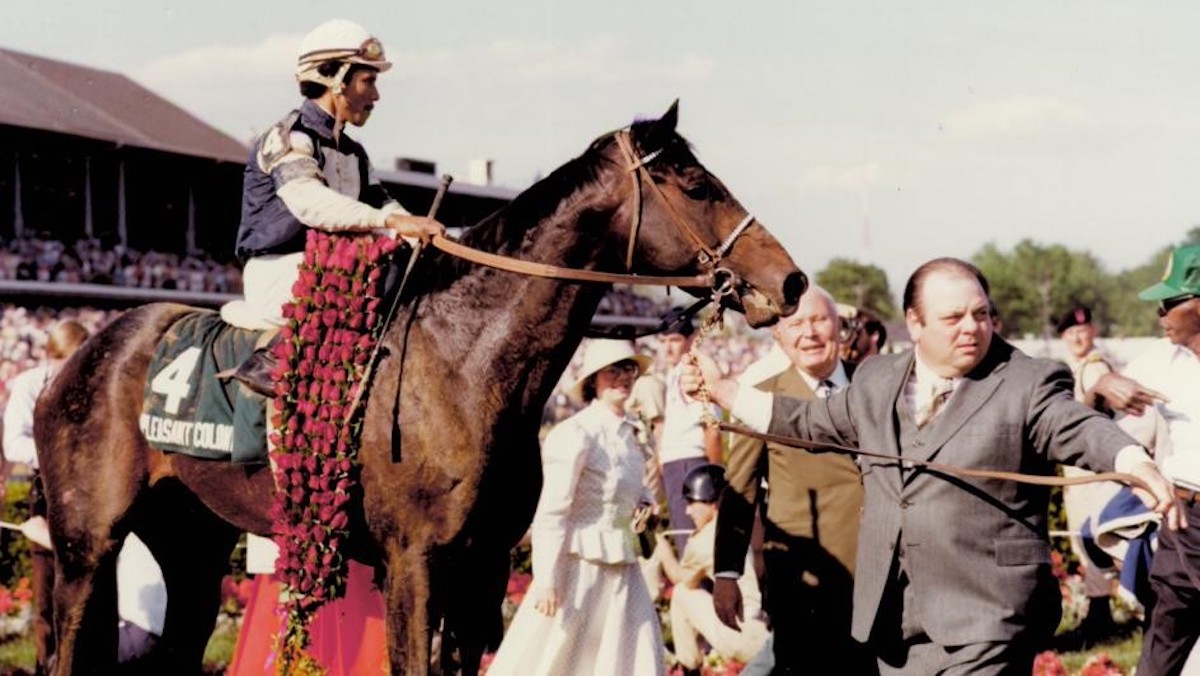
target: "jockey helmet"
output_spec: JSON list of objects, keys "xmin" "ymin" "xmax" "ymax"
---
[
  {"xmin": 296, "ymin": 19, "xmax": 391, "ymax": 91},
  {"xmin": 681, "ymin": 463, "xmax": 727, "ymax": 504}
]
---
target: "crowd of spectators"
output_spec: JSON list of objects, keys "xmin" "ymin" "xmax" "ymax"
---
[
  {"xmin": 0, "ymin": 304, "xmax": 120, "ymax": 411},
  {"xmin": 0, "ymin": 237, "xmax": 243, "ymax": 294},
  {"xmin": 0, "ymin": 278, "xmax": 772, "ymax": 431}
]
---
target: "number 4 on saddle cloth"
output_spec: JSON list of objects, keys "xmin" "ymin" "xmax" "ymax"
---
[{"xmin": 140, "ymin": 310, "xmax": 269, "ymax": 464}]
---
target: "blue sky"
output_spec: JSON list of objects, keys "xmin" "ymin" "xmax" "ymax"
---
[{"xmin": 4, "ymin": 1, "xmax": 1199, "ymax": 293}]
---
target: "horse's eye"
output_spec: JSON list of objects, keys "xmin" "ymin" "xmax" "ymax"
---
[{"xmin": 684, "ymin": 183, "xmax": 709, "ymax": 200}]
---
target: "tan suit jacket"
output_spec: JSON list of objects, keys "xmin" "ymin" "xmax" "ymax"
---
[{"xmin": 714, "ymin": 365, "xmax": 862, "ymax": 576}]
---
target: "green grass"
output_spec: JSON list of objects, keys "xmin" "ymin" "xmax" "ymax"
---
[
  {"xmin": 0, "ymin": 635, "xmax": 34, "ymax": 674},
  {"xmin": 1050, "ymin": 621, "xmax": 1143, "ymax": 673}
]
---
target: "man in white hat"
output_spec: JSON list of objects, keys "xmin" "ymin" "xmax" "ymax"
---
[{"xmin": 223, "ymin": 18, "xmax": 445, "ymax": 394}]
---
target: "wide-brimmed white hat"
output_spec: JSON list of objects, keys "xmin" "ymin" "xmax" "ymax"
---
[{"xmin": 569, "ymin": 339, "xmax": 653, "ymax": 402}]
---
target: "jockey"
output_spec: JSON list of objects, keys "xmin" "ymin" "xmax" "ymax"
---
[{"xmin": 223, "ymin": 18, "xmax": 445, "ymax": 395}]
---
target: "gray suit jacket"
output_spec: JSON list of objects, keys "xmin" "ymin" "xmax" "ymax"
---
[{"xmin": 766, "ymin": 338, "xmax": 1137, "ymax": 645}]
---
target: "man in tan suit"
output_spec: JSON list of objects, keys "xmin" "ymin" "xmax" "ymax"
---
[{"xmin": 713, "ymin": 286, "xmax": 871, "ymax": 674}]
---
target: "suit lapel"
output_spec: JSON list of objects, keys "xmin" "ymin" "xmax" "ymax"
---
[
  {"xmin": 904, "ymin": 342, "xmax": 1009, "ymax": 476},
  {"xmin": 772, "ymin": 367, "xmax": 814, "ymax": 399},
  {"xmin": 883, "ymin": 354, "xmax": 912, "ymax": 458}
]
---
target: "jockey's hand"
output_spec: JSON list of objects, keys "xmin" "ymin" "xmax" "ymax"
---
[
  {"xmin": 713, "ymin": 577, "xmax": 745, "ymax": 630},
  {"xmin": 1090, "ymin": 373, "xmax": 1167, "ymax": 416},
  {"xmin": 532, "ymin": 586, "xmax": 559, "ymax": 616},
  {"xmin": 679, "ymin": 350, "xmax": 736, "ymax": 410},
  {"xmin": 385, "ymin": 213, "xmax": 446, "ymax": 244},
  {"xmin": 1128, "ymin": 459, "xmax": 1187, "ymax": 531}
]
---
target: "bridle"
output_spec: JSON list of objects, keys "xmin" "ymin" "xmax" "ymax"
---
[
  {"xmin": 612, "ymin": 130, "xmax": 757, "ymax": 282},
  {"xmin": 428, "ymin": 128, "xmax": 760, "ymax": 299}
]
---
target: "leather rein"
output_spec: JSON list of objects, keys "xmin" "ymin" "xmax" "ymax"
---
[
  {"xmin": 719, "ymin": 420, "xmax": 1200, "ymax": 589},
  {"xmin": 428, "ymin": 129, "xmax": 757, "ymax": 294},
  {"xmin": 717, "ymin": 421, "xmax": 1148, "ymax": 490}
]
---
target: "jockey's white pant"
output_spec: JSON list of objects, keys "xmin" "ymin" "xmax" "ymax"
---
[{"xmin": 220, "ymin": 253, "xmax": 304, "ymax": 330}]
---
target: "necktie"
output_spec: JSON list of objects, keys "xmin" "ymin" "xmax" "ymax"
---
[
  {"xmin": 815, "ymin": 379, "xmax": 835, "ymax": 399},
  {"xmin": 914, "ymin": 379, "xmax": 953, "ymax": 428}
]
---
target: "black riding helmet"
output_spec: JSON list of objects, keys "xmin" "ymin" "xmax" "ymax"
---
[{"xmin": 681, "ymin": 463, "xmax": 727, "ymax": 504}]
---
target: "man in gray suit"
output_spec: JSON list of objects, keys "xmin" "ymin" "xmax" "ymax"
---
[{"xmin": 684, "ymin": 257, "xmax": 1183, "ymax": 674}]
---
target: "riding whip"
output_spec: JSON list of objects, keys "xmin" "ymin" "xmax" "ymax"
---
[{"xmin": 343, "ymin": 174, "xmax": 453, "ymax": 427}]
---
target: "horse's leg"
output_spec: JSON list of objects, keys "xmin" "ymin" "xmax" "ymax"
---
[
  {"xmin": 45, "ymin": 448, "xmax": 143, "ymax": 676},
  {"xmin": 438, "ymin": 543, "xmax": 508, "ymax": 676},
  {"xmin": 133, "ymin": 479, "xmax": 241, "ymax": 674},
  {"xmin": 50, "ymin": 544, "xmax": 121, "ymax": 676},
  {"xmin": 384, "ymin": 542, "xmax": 434, "ymax": 676}
]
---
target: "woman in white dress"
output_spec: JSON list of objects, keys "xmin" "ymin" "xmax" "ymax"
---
[{"xmin": 489, "ymin": 339, "xmax": 666, "ymax": 676}]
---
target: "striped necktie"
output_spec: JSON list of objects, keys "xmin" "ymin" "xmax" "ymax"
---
[{"xmin": 914, "ymin": 378, "xmax": 953, "ymax": 427}]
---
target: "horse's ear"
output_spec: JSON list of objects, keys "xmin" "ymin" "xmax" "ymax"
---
[{"xmin": 642, "ymin": 100, "xmax": 679, "ymax": 147}]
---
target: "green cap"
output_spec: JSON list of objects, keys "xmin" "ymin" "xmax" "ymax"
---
[{"xmin": 1139, "ymin": 244, "xmax": 1200, "ymax": 301}]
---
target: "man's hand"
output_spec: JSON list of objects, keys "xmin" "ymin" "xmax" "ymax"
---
[
  {"xmin": 679, "ymin": 351, "xmax": 736, "ymax": 410},
  {"xmin": 1090, "ymin": 373, "xmax": 1167, "ymax": 416},
  {"xmin": 1127, "ymin": 460, "xmax": 1187, "ymax": 531},
  {"xmin": 385, "ymin": 213, "xmax": 446, "ymax": 243},
  {"xmin": 713, "ymin": 577, "xmax": 745, "ymax": 629}
]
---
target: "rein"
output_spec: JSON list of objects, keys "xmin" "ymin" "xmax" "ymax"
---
[
  {"xmin": 426, "ymin": 128, "xmax": 758, "ymax": 291},
  {"xmin": 717, "ymin": 421, "xmax": 1148, "ymax": 490},
  {"xmin": 718, "ymin": 420, "xmax": 1200, "ymax": 590}
]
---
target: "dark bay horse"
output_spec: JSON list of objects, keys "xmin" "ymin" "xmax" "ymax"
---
[{"xmin": 35, "ymin": 102, "xmax": 805, "ymax": 675}]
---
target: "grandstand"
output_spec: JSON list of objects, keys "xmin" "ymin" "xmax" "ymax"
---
[{"xmin": 0, "ymin": 46, "xmax": 515, "ymax": 309}]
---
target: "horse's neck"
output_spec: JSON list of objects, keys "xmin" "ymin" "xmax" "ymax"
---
[{"xmin": 418, "ymin": 173, "xmax": 622, "ymax": 415}]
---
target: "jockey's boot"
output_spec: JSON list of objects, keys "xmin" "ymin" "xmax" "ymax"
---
[{"xmin": 229, "ymin": 333, "xmax": 282, "ymax": 397}]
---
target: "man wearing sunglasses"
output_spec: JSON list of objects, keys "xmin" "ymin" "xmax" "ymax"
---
[{"xmin": 1128, "ymin": 243, "xmax": 1200, "ymax": 676}]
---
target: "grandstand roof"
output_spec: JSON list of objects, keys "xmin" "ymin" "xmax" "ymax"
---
[{"xmin": 0, "ymin": 47, "xmax": 247, "ymax": 163}]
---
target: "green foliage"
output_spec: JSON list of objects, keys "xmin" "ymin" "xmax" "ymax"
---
[
  {"xmin": 815, "ymin": 258, "xmax": 898, "ymax": 319},
  {"xmin": 0, "ymin": 634, "xmax": 35, "ymax": 673},
  {"xmin": 972, "ymin": 229, "xmax": 1200, "ymax": 339},
  {"xmin": 0, "ymin": 481, "xmax": 33, "ymax": 587},
  {"xmin": 973, "ymin": 240, "xmax": 1113, "ymax": 339}
]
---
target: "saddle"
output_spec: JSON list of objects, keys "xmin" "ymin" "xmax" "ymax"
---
[{"xmin": 139, "ymin": 310, "xmax": 269, "ymax": 464}]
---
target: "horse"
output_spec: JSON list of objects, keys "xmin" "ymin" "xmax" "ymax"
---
[{"xmin": 35, "ymin": 101, "xmax": 806, "ymax": 675}]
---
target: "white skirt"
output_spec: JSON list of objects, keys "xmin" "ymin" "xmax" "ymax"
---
[{"xmin": 488, "ymin": 555, "xmax": 665, "ymax": 676}]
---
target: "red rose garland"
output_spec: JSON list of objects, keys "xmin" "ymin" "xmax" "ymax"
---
[{"xmin": 267, "ymin": 230, "xmax": 400, "ymax": 670}]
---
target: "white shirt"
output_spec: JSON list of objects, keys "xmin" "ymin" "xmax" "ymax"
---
[
  {"xmin": 2, "ymin": 364, "xmax": 55, "ymax": 468},
  {"xmin": 660, "ymin": 363, "xmax": 720, "ymax": 464},
  {"xmin": 1122, "ymin": 339, "xmax": 1200, "ymax": 486},
  {"xmin": 795, "ymin": 361, "xmax": 850, "ymax": 399}
]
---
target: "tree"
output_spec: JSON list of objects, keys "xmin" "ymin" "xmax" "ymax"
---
[
  {"xmin": 972, "ymin": 240, "xmax": 1113, "ymax": 339},
  {"xmin": 815, "ymin": 258, "xmax": 897, "ymax": 319}
]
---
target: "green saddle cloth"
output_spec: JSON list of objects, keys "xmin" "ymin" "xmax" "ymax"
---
[{"xmin": 139, "ymin": 310, "xmax": 268, "ymax": 464}]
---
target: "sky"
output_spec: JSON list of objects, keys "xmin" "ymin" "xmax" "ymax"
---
[{"xmin": 3, "ymin": 1, "xmax": 1199, "ymax": 294}]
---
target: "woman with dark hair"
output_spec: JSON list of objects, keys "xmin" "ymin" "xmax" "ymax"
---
[{"xmin": 489, "ymin": 340, "xmax": 665, "ymax": 675}]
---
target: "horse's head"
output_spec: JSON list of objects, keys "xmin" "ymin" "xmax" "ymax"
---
[{"xmin": 603, "ymin": 101, "xmax": 805, "ymax": 327}]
